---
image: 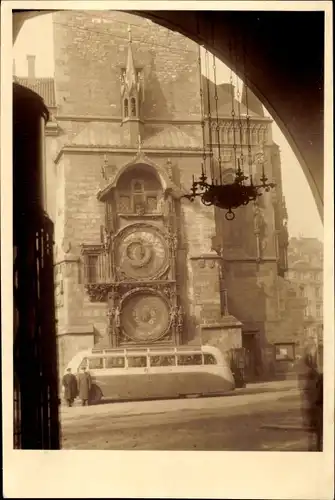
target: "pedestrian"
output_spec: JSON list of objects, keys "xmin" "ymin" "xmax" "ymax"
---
[
  {"xmin": 314, "ymin": 370, "xmax": 323, "ymax": 451},
  {"xmin": 77, "ymin": 366, "xmax": 92, "ymax": 406},
  {"xmin": 62, "ymin": 368, "xmax": 78, "ymax": 407},
  {"xmin": 297, "ymin": 351, "xmax": 323, "ymax": 451}
]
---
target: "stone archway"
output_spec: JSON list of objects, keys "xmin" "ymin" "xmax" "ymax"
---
[{"xmin": 12, "ymin": 9, "xmax": 325, "ymax": 218}]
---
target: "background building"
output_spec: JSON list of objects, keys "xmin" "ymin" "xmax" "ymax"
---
[
  {"xmin": 14, "ymin": 11, "xmax": 307, "ymax": 380},
  {"xmin": 286, "ymin": 237, "xmax": 323, "ymax": 363}
]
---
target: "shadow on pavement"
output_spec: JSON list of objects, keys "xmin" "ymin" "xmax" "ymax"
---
[{"xmin": 86, "ymin": 384, "xmax": 297, "ymax": 406}]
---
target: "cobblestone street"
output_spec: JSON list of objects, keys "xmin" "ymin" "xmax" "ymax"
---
[{"xmin": 61, "ymin": 382, "xmax": 310, "ymax": 451}]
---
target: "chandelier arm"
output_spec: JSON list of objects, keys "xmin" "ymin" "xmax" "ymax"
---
[
  {"xmin": 212, "ymin": 53, "xmax": 223, "ymax": 186},
  {"xmin": 234, "ymin": 37, "xmax": 245, "ymax": 177},
  {"xmin": 205, "ymin": 48, "xmax": 214, "ymax": 183},
  {"xmin": 211, "ymin": 22, "xmax": 223, "ymax": 186},
  {"xmin": 198, "ymin": 44, "xmax": 207, "ymax": 176},
  {"xmin": 242, "ymin": 35, "xmax": 254, "ymax": 184},
  {"xmin": 228, "ymin": 40, "xmax": 238, "ymax": 174}
]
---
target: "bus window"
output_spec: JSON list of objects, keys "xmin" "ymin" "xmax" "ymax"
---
[
  {"xmin": 177, "ymin": 354, "xmax": 202, "ymax": 366},
  {"xmin": 127, "ymin": 356, "xmax": 147, "ymax": 368},
  {"xmin": 78, "ymin": 357, "xmax": 88, "ymax": 370},
  {"xmin": 150, "ymin": 355, "xmax": 176, "ymax": 367},
  {"xmin": 105, "ymin": 356, "xmax": 125, "ymax": 369},
  {"xmin": 204, "ymin": 354, "xmax": 217, "ymax": 365},
  {"xmin": 88, "ymin": 357, "xmax": 104, "ymax": 370}
]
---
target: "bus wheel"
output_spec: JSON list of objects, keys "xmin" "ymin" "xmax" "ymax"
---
[{"xmin": 89, "ymin": 384, "xmax": 102, "ymax": 405}]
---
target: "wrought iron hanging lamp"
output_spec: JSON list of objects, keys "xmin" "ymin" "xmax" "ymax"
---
[{"xmin": 183, "ymin": 29, "xmax": 275, "ymax": 220}]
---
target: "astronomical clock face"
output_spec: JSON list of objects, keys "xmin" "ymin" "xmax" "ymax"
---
[
  {"xmin": 121, "ymin": 291, "xmax": 170, "ymax": 342},
  {"xmin": 116, "ymin": 226, "xmax": 169, "ymax": 280}
]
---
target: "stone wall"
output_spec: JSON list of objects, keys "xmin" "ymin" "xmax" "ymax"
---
[{"xmin": 53, "ymin": 11, "xmax": 200, "ymax": 119}]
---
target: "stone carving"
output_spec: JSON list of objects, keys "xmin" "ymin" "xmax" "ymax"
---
[
  {"xmin": 177, "ymin": 306, "xmax": 183, "ymax": 334},
  {"xmin": 195, "ymin": 258, "xmax": 219, "ymax": 269},
  {"xmin": 134, "ymin": 202, "xmax": 145, "ymax": 215},
  {"xmin": 85, "ymin": 283, "xmax": 111, "ymax": 302},
  {"xmin": 101, "ymin": 227, "xmax": 112, "ymax": 253},
  {"xmin": 55, "ymin": 277, "xmax": 64, "ymax": 309},
  {"xmin": 81, "ymin": 244, "xmax": 104, "ymax": 255},
  {"xmin": 253, "ymin": 202, "xmax": 268, "ymax": 253},
  {"xmin": 147, "ymin": 196, "xmax": 158, "ymax": 213},
  {"xmin": 166, "ymin": 158, "xmax": 173, "ymax": 179},
  {"xmin": 107, "ymin": 285, "xmax": 118, "ymax": 302},
  {"xmin": 170, "ymin": 305, "xmax": 178, "ymax": 328},
  {"xmin": 107, "ymin": 305, "xmax": 121, "ymax": 347},
  {"xmin": 114, "ymin": 306, "xmax": 121, "ymax": 328},
  {"xmin": 162, "ymin": 284, "xmax": 175, "ymax": 299},
  {"xmin": 168, "ymin": 229, "xmax": 178, "ymax": 253},
  {"xmin": 61, "ymin": 238, "xmax": 71, "ymax": 254}
]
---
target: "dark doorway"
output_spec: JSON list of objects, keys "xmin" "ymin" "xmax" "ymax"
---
[{"xmin": 242, "ymin": 332, "xmax": 260, "ymax": 381}]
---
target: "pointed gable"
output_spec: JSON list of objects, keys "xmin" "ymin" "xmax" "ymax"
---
[{"xmin": 124, "ymin": 27, "xmax": 137, "ymax": 94}]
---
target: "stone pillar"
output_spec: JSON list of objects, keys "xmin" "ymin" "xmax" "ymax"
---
[
  {"xmin": 190, "ymin": 252, "xmax": 222, "ymax": 324},
  {"xmin": 190, "ymin": 252, "xmax": 242, "ymax": 354}
]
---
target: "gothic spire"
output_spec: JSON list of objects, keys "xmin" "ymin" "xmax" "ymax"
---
[
  {"xmin": 241, "ymin": 84, "xmax": 264, "ymax": 117},
  {"xmin": 124, "ymin": 26, "xmax": 137, "ymax": 93}
]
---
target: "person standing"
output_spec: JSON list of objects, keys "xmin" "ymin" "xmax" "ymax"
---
[
  {"xmin": 298, "ymin": 352, "xmax": 323, "ymax": 451},
  {"xmin": 77, "ymin": 366, "xmax": 92, "ymax": 406},
  {"xmin": 62, "ymin": 368, "xmax": 78, "ymax": 407}
]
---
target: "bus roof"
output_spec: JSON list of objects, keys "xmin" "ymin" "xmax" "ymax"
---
[{"xmin": 86, "ymin": 344, "xmax": 224, "ymax": 357}]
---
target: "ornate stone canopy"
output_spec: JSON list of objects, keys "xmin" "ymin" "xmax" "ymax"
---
[{"xmin": 97, "ymin": 151, "xmax": 185, "ymax": 201}]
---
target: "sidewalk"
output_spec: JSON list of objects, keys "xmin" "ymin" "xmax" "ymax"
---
[
  {"xmin": 60, "ymin": 380, "xmax": 299, "ymax": 422},
  {"xmin": 235, "ymin": 379, "xmax": 299, "ymax": 395}
]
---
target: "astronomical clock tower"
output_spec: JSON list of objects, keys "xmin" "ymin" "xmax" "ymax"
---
[{"xmin": 85, "ymin": 153, "xmax": 184, "ymax": 348}]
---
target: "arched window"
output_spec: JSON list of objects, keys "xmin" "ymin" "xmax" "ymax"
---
[
  {"xmin": 228, "ymin": 127, "xmax": 233, "ymax": 144},
  {"xmin": 263, "ymin": 127, "xmax": 268, "ymax": 144},
  {"xmin": 131, "ymin": 97, "xmax": 137, "ymax": 117},
  {"xmin": 252, "ymin": 128, "xmax": 258, "ymax": 145},
  {"xmin": 221, "ymin": 127, "xmax": 227, "ymax": 144},
  {"xmin": 124, "ymin": 98, "xmax": 129, "ymax": 118},
  {"xmin": 243, "ymin": 127, "xmax": 249, "ymax": 145},
  {"xmin": 258, "ymin": 128, "xmax": 264, "ymax": 144}
]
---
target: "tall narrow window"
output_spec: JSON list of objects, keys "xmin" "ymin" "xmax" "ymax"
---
[
  {"xmin": 87, "ymin": 255, "xmax": 98, "ymax": 284},
  {"xmin": 228, "ymin": 127, "xmax": 233, "ymax": 144},
  {"xmin": 124, "ymin": 98, "xmax": 129, "ymax": 118},
  {"xmin": 131, "ymin": 97, "xmax": 136, "ymax": 117}
]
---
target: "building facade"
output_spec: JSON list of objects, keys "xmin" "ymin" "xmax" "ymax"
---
[
  {"xmin": 15, "ymin": 11, "xmax": 307, "ymax": 380},
  {"xmin": 286, "ymin": 237, "xmax": 323, "ymax": 361}
]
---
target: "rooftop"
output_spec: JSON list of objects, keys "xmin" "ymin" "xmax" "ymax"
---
[{"xmin": 13, "ymin": 76, "xmax": 56, "ymax": 108}]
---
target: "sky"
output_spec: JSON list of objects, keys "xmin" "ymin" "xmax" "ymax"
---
[{"xmin": 13, "ymin": 13, "xmax": 323, "ymax": 241}]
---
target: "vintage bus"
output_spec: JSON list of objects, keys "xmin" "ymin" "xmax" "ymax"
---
[{"xmin": 64, "ymin": 345, "xmax": 235, "ymax": 404}]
